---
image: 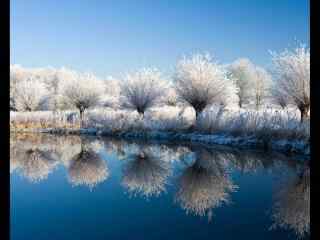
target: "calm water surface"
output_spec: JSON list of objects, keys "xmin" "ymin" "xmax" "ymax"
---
[{"xmin": 10, "ymin": 133, "xmax": 310, "ymax": 240}]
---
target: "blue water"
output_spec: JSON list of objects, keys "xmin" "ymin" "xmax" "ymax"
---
[{"xmin": 10, "ymin": 134, "xmax": 309, "ymax": 240}]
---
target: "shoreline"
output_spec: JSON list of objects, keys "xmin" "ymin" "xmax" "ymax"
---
[{"xmin": 11, "ymin": 127, "xmax": 310, "ymax": 156}]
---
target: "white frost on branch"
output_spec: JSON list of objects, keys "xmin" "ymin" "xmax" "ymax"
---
[
  {"xmin": 174, "ymin": 53, "xmax": 238, "ymax": 118},
  {"xmin": 270, "ymin": 46, "xmax": 310, "ymax": 122},
  {"xmin": 120, "ymin": 68, "xmax": 169, "ymax": 115}
]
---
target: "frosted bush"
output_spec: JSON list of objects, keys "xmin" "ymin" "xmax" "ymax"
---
[
  {"xmin": 85, "ymin": 108, "xmax": 143, "ymax": 132},
  {"xmin": 143, "ymin": 106, "xmax": 194, "ymax": 131}
]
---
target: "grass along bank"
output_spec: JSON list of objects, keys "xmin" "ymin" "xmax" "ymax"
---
[{"xmin": 10, "ymin": 106, "xmax": 310, "ymax": 155}]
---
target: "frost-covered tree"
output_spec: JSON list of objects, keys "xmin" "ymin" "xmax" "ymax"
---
[
  {"xmin": 271, "ymin": 46, "xmax": 310, "ymax": 122},
  {"xmin": 13, "ymin": 76, "xmax": 49, "ymax": 112},
  {"xmin": 174, "ymin": 53, "xmax": 238, "ymax": 120},
  {"xmin": 227, "ymin": 58, "xmax": 256, "ymax": 108},
  {"xmin": 10, "ymin": 65, "xmax": 50, "ymax": 111},
  {"xmin": 252, "ymin": 66, "xmax": 271, "ymax": 110},
  {"xmin": 271, "ymin": 87, "xmax": 289, "ymax": 109},
  {"xmin": 62, "ymin": 72, "xmax": 104, "ymax": 127},
  {"xmin": 44, "ymin": 67, "xmax": 80, "ymax": 111},
  {"xmin": 120, "ymin": 68, "xmax": 168, "ymax": 115}
]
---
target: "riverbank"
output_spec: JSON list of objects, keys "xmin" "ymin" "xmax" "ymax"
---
[
  {"xmin": 10, "ymin": 127, "xmax": 310, "ymax": 156},
  {"xmin": 10, "ymin": 108, "xmax": 309, "ymax": 156}
]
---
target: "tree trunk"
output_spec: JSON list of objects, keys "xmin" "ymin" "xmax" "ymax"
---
[
  {"xmin": 195, "ymin": 110, "xmax": 199, "ymax": 120},
  {"xmin": 79, "ymin": 109, "xmax": 84, "ymax": 129},
  {"xmin": 299, "ymin": 106, "xmax": 309, "ymax": 123},
  {"xmin": 239, "ymin": 100, "xmax": 242, "ymax": 108}
]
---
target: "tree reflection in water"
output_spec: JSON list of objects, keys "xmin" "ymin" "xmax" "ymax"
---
[
  {"xmin": 175, "ymin": 148, "xmax": 237, "ymax": 221},
  {"xmin": 270, "ymin": 163, "xmax": 310, "ymax": 238},
  {"xmin": 11, "ymin": 133, "xmax": 309, "ymax": 232},
  {"xmin": 10, "ymin": 134, "xmax": 109, "ymax": 188},
  {"xmin": 16, "ymin": 148, "xmax": 58, "ymax": 183},
  {"xmin": 10, "ymin": 134, "xmax": 58, "ymax": 182},
  {"xmin": 68, "ymin": 140, "xmax": 109, "ymax": 189},
  {"xmin": 121, "ymin": 146, "xmax": 172, "ymax": 198}
]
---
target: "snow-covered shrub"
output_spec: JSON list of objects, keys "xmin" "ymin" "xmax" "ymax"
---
[
  {"xmin": 195, "ymin": 104, "xmax": 230, "ymax": 133},
  {"xmin": 120, "ymin": 68, "xmax": 168, "ymax": 115},
  {"xmin": 174, "ymin": 53, "xmax": 238, "ymax": 119},
  {"xmin": 143, "ymin": 106, "xmax": 194, "ymax": 131},
  {"xmin": 228, "ymin": 109, "xmax": 309, "ymax": 141},
  {"xmin": 85, "ymin": 108, "xmax": 143, "ymax": 133},
  {"xmin": 271, "ymin": 45, "xmax": 310, "ymax": 122}
]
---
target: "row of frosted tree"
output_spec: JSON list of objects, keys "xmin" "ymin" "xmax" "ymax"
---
[{"xmin": 10, "ymin": 46, "xmax": 310, "ymax": 124}]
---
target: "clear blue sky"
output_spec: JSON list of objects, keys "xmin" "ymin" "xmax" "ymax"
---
[{"xmin": 10, "ymin": 0, "xmax": 309, "ymax": 78}]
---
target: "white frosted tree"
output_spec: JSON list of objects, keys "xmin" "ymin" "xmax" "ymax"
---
[
  {"xmin": 271, "ymin": 46, "xmax": 310, "ymax": 122},
  {"xmin": 120, "ymin": 68, "xmax": 168, "ymax": 115},
  {"xmin": 62, "ymin": 72, "xmax": 104, "ymax": 127},
  {"xmin": 13, "ymin": 76, "xmax": 49, "ymax": 112},
  {"xmin": 271, "ymin": 86, "xmax": 289, "ymax": 109},
  {"xmin": 174, "ymin": 53, "xmax": 238, "ymax": 120},
  {"xmin": 252, "ymin": 66, "xmax": 272, "ymax": 110},
  {"xmin": 44, "ymin": 67, "xmax": 80, "ymax": 111},
  {"xmin": 227, "ymin": 58, "xmax": 256, "ymax": 108}
]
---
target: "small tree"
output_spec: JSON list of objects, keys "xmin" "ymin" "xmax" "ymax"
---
[
  {"xmin": 120, "ymin": 68, "xmax": 168, "ymax": 115},
  {"xmin": 227, "ymin": 58, "xmax": 256, "ymax": 108},
  {"xmin": 174, "ymin": 53, "xmax": 238, "ymax": 120},
  {"xmin": 13, "ymin": 77, "xmax": 49, "ymax": 112},
  {"xmin": 252, "ymin": 66, "xmax": 271, "ymax": 110},
  {"xmin": 62, "ymin": 73, "xmax": 104, "ymax": 127},
  {"xmin": 271, "ymin": 46, "xmax": 310, "ymax": 122}
]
